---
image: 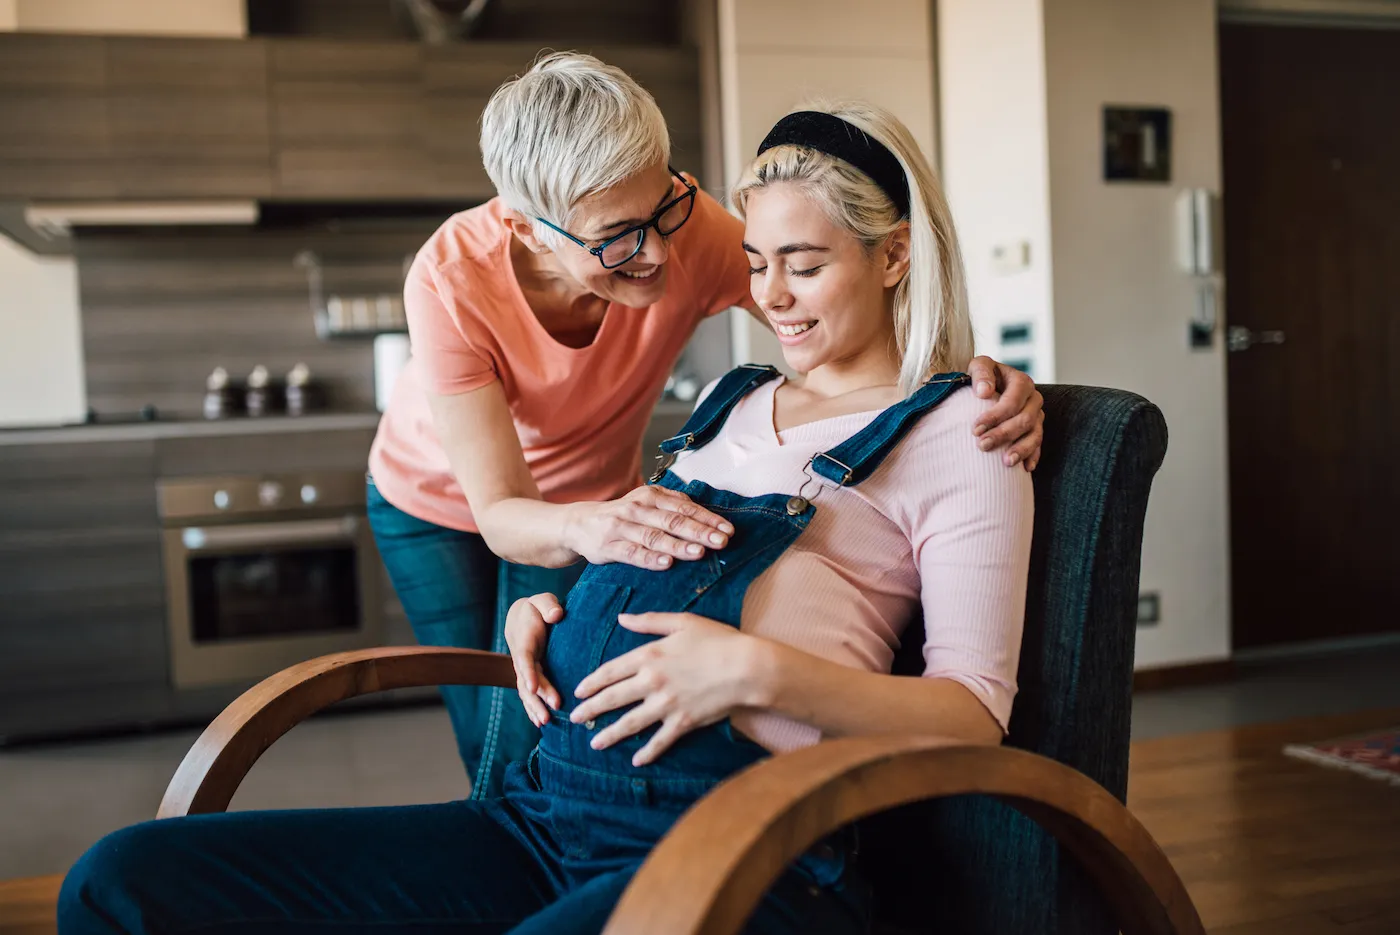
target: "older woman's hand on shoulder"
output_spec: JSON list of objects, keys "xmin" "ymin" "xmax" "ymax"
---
[{"xmin": 967, "ymin": 356, "xmax": 1045, "ymax": 472}]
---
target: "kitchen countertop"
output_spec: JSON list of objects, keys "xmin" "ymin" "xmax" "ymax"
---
[
  {"xmin": 0, "ymin": 412, "xmax": 383, "ymax": 446},
  {"xmin": 0, "ymin": 399, "xmax": 697, "ymax": 448}
]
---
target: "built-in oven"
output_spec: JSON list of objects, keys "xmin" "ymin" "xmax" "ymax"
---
[{"xmin": 157, "ymin": 471, "xmax": 383, "ymax": 689}]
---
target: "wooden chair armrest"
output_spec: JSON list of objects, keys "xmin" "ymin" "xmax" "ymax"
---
[
  {"xmin": 604, "ymin": 735, "xmax": 1202, "ymax": 935},
  {"xmin": 158, "ymin": 646, "xmax": 514, "ymax": 819}
]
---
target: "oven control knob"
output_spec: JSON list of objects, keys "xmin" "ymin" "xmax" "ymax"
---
[
  {"xmin": 300, "ymin": 484, "xmax": 319, "ymax": 505},
  {"xmin": 258, "ymin": 481, "xmax": 283, "ymax": 507},
  {"xmin": 213, "ymin": 490, "xmax": 230, "ymax": 510}
]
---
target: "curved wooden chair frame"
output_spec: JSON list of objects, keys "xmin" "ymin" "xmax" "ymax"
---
[{"xmin": 158, "ymin": 648, "xmax": 1203, "ymax": 935}]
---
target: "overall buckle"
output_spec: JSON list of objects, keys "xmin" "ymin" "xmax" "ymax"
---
[{"xmin": 811, "ymin": 453, "xmax": 854, "ymax": 486}]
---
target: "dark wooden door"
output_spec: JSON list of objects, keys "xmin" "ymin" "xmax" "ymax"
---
[{"xmin": 1220, "ymin": 24, "xmax": 1400, "ymax": 650}]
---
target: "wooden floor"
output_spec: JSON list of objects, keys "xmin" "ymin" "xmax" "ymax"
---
[
  {"xmin": 1128, "ymin": 707, "xmax": 1400, "ymax": 934},
  {"xmin": 0, "ymin": 876, "xmax": 58, "ymax": 935},
  {"xmin": 4, "ymin": 708, "xmax": 1398, "ymax": 935}
]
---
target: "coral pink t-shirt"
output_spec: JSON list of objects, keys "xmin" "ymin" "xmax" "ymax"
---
[{"xmin": 369, "ymin": 185, "xmax": 751, "ymax": 532}]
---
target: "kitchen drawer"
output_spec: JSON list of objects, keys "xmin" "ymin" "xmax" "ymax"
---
[{"xmin": 156, "ymin": 428, "xmax": 377, "ymax": 477}]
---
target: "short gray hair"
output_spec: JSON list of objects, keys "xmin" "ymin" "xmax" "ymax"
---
[{"xmin": 480, "ymin": 52, "xmax": 670, "ymax": 242}]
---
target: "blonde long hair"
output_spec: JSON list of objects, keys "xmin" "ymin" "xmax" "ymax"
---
[{"xmin": 732, "ymin": 102, "xmax": 974, "ymax": 395}]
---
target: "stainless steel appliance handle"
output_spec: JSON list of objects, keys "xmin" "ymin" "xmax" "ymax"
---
[{"xmin": 180, "ymin": 516, "xmax": 360, "ymax": 551}]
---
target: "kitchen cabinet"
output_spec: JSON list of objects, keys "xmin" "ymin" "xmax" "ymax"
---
[
  {"xmin": 593, "ymin": 45, "xmax": 703, "ymax": 177},
  {"xmin": 0, "ymin": 33, "xmax": 702, "ymax": 203},
  {"xmin": 105, "ymin": 37, "xmax": 273, "ymax": 198},
  {"xmin": 0, "ymin": 423, "xmax": 416, "ymax": 742},
  {"xmin": 268, "ymin": 39, "xmax": 435, "ymax": 199},
  {"xmin": 418, "ymin": 44, "xmax": 523, "ymax": 199},
  {"xmin": 0, "ymin": 34, "xmax": 115, "ymax": 199},
  {"xmin": 0, "ymin": 439, "xmax": 168, "ymax": 741},
  {"xmin": 0, "ymin": 34, "xmax": 272, "ymax": 200},
  {"xmin": 270, "ymin": 40, "xmax": 701, "ymax": 202}
]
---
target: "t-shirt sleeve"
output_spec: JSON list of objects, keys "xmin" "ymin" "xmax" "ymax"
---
[
  {"xmin": 404, "ymin": 253, "xmax": 498, "ymax": 396},
  {"xmin": 900, "ymin": 393, "xmax": 1035, "ymax": 733},
  {"xmin": 675, "ymin": 181, "xmax": 752, "ymax": 319}
]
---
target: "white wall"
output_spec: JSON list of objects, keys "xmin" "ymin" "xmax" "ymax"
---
[
  {"xmin": 716, "ymin": 0, "xmax": 939, "ymax": 370},
  {"xmin": 1042, "ymin": 0, "xmax": 1232, "ymax": 667},
  {"xmin": 2, "ymin": 0, "xmax": 245, "ymax": 35},
  {"xmin": 0, "ymin": 237, "xmax": 87, "ymax": 427},
  {"xmin": 937, "ymin": 0, "xmax": 1056, "ymax": 380}
]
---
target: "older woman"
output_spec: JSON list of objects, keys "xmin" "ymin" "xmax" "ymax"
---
[{"xmin": 365, "ymin": 52, "xmax": 1045, "ymax": 799}]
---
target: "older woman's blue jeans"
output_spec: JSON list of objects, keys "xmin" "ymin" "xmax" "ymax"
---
[{"xmin": 366, "ymin": 478, "xmax": 584, "ymax": 799}]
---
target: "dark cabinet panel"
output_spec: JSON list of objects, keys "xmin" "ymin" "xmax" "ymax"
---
[
  {"xmin": 270, "ymin": 39, "xmax": 421, "ymax": 83},
  {"xmin": 0, "ymin": 439, "xmax": 155, "ymax": 483},
  {"xmin": 105, "ymin": 37, "xmax": 273, "ymax": 198},
  {"xmin": 0, "ymin": 34, "xmax": 701, "ymax": 203},
  {"xmin": 0, "ymin": 35, "xmax": 274, "ymax": 200},
  {"xmin": 0, "ymin": 33, "xmax": 107, "ymax": 89},
  {"xmin": 600, "ymin": 46, "xmax": 703, "ymax": 175},
  {"xmin": 0, "ymin": 34, "xmax": 113, "ymax": 198},
  {"xmin": 154, "ymin": 428, "xmax": 376, "ymax": 476},
  {"xmin": 0, "ymin": 93, "xmax": 109, "ymax": 160},
  {"xmin": 270, "ymin": 40, "xmax": 701, "ymax": 202},
  {"xmin": 0, "ymin": 440, "xmax": 167, "ymax": 712},
  {"xmin": 268, "ymin": 39, "xmax": 434, "ymax": 199},
  {"xmin": 419, "ymin": 44, "xmax": 525, "ymax": 200}
]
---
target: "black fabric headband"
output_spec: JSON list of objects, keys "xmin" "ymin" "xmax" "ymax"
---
[{"xmin": 756, "ymin": 111, "xmax": 911, "ymax": 219}]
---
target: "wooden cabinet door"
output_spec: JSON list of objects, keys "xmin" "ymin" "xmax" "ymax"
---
[
  {"xmin": 420, "ymin": 42, "xmax": 702, "ymax": 203},
  {"xmin": 0, "ymin": 35, "xmax": 702, "ymax": 204},
  {"xmin": 269, "ymin": 39, "xmax": 437, "ymax": 199},
  {"xmin": 418, "ymin": 43, "xmax": 521, "ymax": 202},
  {"xmin": 0, "ymin": 440, "xmax": 167, "ymax": 710},
  {"xmin": 0, "ymin": 34, "xmax": 115, "ymax": 199},
  {"xmin": 595, "ymin": 45, "xmax": 703, "ymax": 176},
  {"xmin": 104, "ymin": 37, "xmax": 273, "ymax": 198}
]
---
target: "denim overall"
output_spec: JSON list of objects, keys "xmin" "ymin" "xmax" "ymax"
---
[{"xmin": 488, "ymin": 364, "xmax": 970, "ymax": 932}]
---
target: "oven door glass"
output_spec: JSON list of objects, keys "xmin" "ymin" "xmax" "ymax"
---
[{"xmin": 188, "ymin": 544, "xmax": 361, "ymax": 643}]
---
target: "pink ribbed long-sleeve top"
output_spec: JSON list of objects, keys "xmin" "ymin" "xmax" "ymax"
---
[{"xmin": 669, "ymin": 377, "xmax": 1035, "ymax": 752}]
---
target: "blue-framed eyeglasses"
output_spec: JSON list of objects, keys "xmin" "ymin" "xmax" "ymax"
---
[{"xmin": 536, "ymin": 167, "xmax": 697, "ymax": 270}]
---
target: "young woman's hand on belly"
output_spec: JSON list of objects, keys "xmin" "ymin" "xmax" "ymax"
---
[
  {"xmin": 429, "ymin": 383, "xmax": 732, "ymax": 570},
  {"xmin": 570, "ymin": 612, "xmax": 765, "ymax": 766},
  {"xmin": 567, "ymin": 612, "xmax": 1006, "ymax": 762},
  {"xmin": 504, "ymin": 592, "xmax": 567, "ymax": 727}
]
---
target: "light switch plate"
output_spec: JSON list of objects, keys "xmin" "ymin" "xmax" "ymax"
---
[
  {"xmin": 1137, "ymin": 592, "xmax": 1161, "ymax": 626},
  {"xmin": 991, "ymin": 241, "xmax": 1031, "ymax": 275}
]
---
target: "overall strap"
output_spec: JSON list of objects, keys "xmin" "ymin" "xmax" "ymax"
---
[
  {"xmin": 659, "ymin": 364, "xmax": 781, "ymax": 456},
  {"xmin": 809, "ymin": 372, "xmax": 971, "ymax": 488}
]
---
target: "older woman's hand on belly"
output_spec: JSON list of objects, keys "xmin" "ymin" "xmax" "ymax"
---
[
  {"xmin": 562, "ymin": 486, "xmax": 734, "ymax": 571},
  {"xmin": 570, "ymin": 612, "xmax": 762, "ymax": 767}
]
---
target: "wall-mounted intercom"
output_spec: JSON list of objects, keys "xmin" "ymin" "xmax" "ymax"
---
[
  {"xmin": 1175, "ymin": 188, "xmax": 1219, "ymax": 276},
  {"xmin": 1176, "ymin": 188, "xmax": 1222, "ymax": 349}
]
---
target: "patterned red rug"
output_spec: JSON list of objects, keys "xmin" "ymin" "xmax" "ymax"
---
[{"xmin": 1284, "ymin": 727, "xmax": 1400, "ymax": 786}]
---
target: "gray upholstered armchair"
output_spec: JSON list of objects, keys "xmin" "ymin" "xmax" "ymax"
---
[{"xmin": 156, "ymin": 385, "xmax": 1199, "ymax": 935}]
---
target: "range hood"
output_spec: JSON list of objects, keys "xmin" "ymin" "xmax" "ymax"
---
[
  {"xmin": 24, "ymin": 200, "xmax": 260, "ymax": 237},
  {"xmin": 0, "ymin": 200, "xmax": 260, "ymax": 255},
  {"xmin": 0, "ymin": 198, "xmax": 463, "ymax": 256}
]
